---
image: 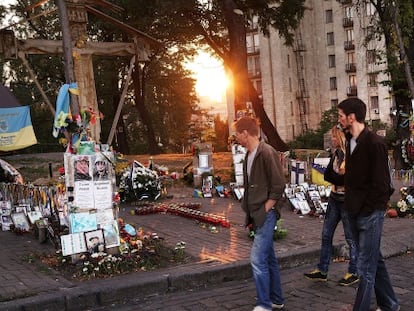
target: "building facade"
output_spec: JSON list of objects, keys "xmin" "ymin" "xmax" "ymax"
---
[{"xmin": 229, "ymin": 0, "xmax": 393, "ymax": 143}]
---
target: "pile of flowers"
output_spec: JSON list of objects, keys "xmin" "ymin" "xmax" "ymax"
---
[
  {"xmin": 118, "ymin": 160, "xmax": 161, "ymax": 202},
  {"xmin": 41, "ymin": 219, "xmax": 189, "ymax": 280},
  {"xmin": 390, "ymin": 186, "xmax": 414, "ymax": 217}
]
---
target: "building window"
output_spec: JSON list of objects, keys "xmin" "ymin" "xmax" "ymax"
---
[
  {"xmin": 290, "ymin": 101, "xmax": 294, "ymax": 116},
  {"xmin": 366, "ymin": 2, "xmax": 376, "ymax": 16},
  {"xmin": 246, "ymin": 33, "xmax": 260, "ymax": 53},
  {"xmin": 287, "ymin": 54, "xmax": 290, "ymax": 68},
  {"xmin": 349, "ymin": 74, "xmax": 357, "ymax": 87},
  {"xmin": 345, "ymin": 6, "xmax": 353, "ymax": 18},
  {"xmin": 331, "ymin": 99, "xmax": 338, "ymax": 107},
  {"xmin": 347, "ymin": 52, "xmax": 355, "ymax": 63},
  {"xmin": 367, "ymin": 49, "xmax": 376, "ymax": 63},
  {"xmin": 329, "ymin": 77, "xmax": 337, "ymax": 90},
  {"xmin": 346, "ymin": 29, "xmax": 354, "ymax": 41},
  {"xmin": 289, "ymin": 77, "xmax": 292, "ymax": 92},
  {"xmin": 368, "ymin": 73, "xmax": 377, "ymax": 86},
  {"xmin": 371, "ymin": 96, "xmax": 379, "ymax": 109},
  {"xmin": 255, "ymin": 80, "xmax": 262, "ymax": 95},
  {"xmin": 327, "ymin": 32, "xmax": 334, "ymax": 46},
  {"xmin": 299, "ymin": 55, "xmax": 305, "ymax": 69},
  {"xmin": 247, "ymin": 55, "xmax": 261, "ymax": 77},
  {"xmin": 328, "ymin": 54, "xmax": 336, "ymax": 68},
  {"xmin": 325, "ymin": 9, "xmax": 333, "ymax": 23}
]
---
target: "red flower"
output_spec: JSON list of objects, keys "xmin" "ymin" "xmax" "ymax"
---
[{"xmin": 58, "ymin": 166, "xmax": 65, "ymax": 175}]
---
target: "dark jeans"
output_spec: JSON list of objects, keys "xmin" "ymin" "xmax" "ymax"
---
[
  {"xmin": 350, "ymin": 209, "xmax": 399, "ymax": 311},
  {"xmin": 317, "ymin": 197, "xmax": 357, "ymax": 274}
]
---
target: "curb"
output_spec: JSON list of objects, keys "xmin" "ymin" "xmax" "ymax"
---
[{"xmin": 0, "ymin": 243, "xmax": 343, "ymax": 311}]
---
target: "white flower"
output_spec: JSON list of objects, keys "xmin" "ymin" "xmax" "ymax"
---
[{"xmin": 397, "ymin": 200, "xmax": 407, "ymax": 209}]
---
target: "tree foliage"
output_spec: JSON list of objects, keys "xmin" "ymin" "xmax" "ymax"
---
[
  {"xmin": 0, "ymin": 0, "xmax": 199, "ymax": 154},
  {"xmin": 1, "ymin": 0, "xmax": 307, "ymax": 154}
]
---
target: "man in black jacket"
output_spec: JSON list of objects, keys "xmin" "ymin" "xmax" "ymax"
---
[{"xmin": 338, "ymin": 98, "xmax": 399, "ymax": 311}]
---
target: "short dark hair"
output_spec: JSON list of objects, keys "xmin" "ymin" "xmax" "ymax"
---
[
  {"xmin": 337, "ymin": 98, "xmax": 367, "ymax": 122},
  {"xmin": 232, "ymin": 117, "xmax": 260, "ymax": 136}
]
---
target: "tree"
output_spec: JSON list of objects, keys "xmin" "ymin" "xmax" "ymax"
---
[
  {"xmin": 1, "ymin": 1, "xmax": 199, "ymax": 154},
  {"xmin": 213, "ymin": 114, "xmax": 229, "ymax": 151},
  {"xmin": 139, "ymin": 0, "xmax": 306, "ymax": 151},
  {"xmin": 351, "ymin": 0, "xmax": 414, "ymax": 168}
]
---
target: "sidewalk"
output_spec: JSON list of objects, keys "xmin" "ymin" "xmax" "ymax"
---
[{"xmin": 1, "ymin": 180, "xmax": 413, "ymax": 311}]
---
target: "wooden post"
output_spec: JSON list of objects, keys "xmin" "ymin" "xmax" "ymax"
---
[{"xmin": 55, "ymin": 0, "xmax": 80, "ymax": 117}]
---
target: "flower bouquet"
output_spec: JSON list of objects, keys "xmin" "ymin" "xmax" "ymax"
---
[
  {"xmin": 119, "ymin": 161, "xmax": 161, "ymax": 202},
  {"xmin": 393, "ymin": 187, "xmax": 414, "ymax": 217}
]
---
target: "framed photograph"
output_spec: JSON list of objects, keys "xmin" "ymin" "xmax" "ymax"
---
[
  {"xmin": 0, "ymin": 200, "xmax": 11, "ymax": 215},
  {"xmin": 84, "ymin": 229, "xmax": 106, "ymax": 254},
  {"xmin": 61, "ymin": 232, "xmax": 87, "ymax": 256},
  {"xmin": 199, "ymin": 154, "xmax": 209, "ymax": 168},
  {"xmin": 70, "ymin": 212, "xmax": 97, "ymax": 233},
  {"xmin": 27, "ymin": 211, "xmax": 43, "ymax": 224},
  {"xmin": 101, "ymin": 221, "xmax": 120, "ymax": 248},
  {"xmin": 11, "ymin": 212, "xmax": 30, "ymax": 231},
  {"xmin": 1, "ymin": 214, "xmax": 12, "ymax": 231},
  {"xmin": 78, "ymin": 141, "xmax": 95, "ymax": 155}
]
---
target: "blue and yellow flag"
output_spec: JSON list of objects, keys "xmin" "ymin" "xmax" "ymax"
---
[{"xmin": 0, "ymin": 106, "xmax": 37, "ymax": 151}]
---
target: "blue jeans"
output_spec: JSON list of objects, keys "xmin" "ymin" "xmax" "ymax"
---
[
  {"xmin": 317, "ymin": 197, "xmax": 357, "ymax": 274},
  {"xmin": 350, "ymin": 209, "xmax": 399, "ymax": 311},
  {"xmin": 251, "ymin": 210, "xmax": 284, "ymax": 309}
]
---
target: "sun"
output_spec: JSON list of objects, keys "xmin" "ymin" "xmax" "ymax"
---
[{"xmin": 187, "ymin": 52, "xmax": 229, "ymax": 103}]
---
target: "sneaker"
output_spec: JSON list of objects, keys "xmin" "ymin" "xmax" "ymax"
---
[
  {"xmin": 253, "ymin": 306, "xmax": 271, "ymax": 311},
  {"xmin": 304, "ymin": 269, "xmax": 327, "ymax": 281},
  {"xmin": 271, "ymin": 302, "xmax": 285, "ymax": 309},
  {"xmin": 338, "ymin": 273, "xmax": 359, "ymax": 286},
  {"xmin": 376, "ymin": 306, "xmax": 400, "ymax": 311}
]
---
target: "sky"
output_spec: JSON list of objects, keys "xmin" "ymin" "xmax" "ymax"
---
[{"xmin": 185, "ymin": 52, "xmax": 228, "ymax": 113}]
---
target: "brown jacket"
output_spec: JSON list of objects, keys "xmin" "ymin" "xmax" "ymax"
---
[{"xmin": 242, "ymin": 141, "xmax": 285, "ymax": 227}]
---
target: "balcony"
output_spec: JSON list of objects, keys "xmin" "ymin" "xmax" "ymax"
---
[
  {"xmin": 248, "ymin": 69, "xmax": 261, "ymax": 78},
  {"xmin": 346, "ymin": 86, "xmax": 358, "ymax": 97},
  {"xmin": 345, "ymin": 63, "xmax": 357, "ymax": 73},
  {"xmin": 247, "ymin": 46, "xmax": 260, "ymax": 54},
  {"xmin": 343, "ymin": 17, "xmax": 353, "ymax": 28},
  {"xmin": 344, "ymin": 41, "xmax": 355, "ymax": 50},
  {"xmin": 296, "ymin": 90, "xmax": 309, "ymax": 98}
]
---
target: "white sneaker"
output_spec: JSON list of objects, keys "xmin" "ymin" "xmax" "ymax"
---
[
  {"xmin": 253, "ymin": 306, "xmax": 271, "ymax": 311},
  {"xmin": 376, "ymin": 306, "xmax": 400, "ymax": 311},
  {"xmin": 272, "ymin": 302, "xmax": 285, "ymax": 309}
]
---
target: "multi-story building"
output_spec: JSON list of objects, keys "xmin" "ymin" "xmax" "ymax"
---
[{"xmin": 227, "ymin": 0, "xmax": 393, "ymax": 143}]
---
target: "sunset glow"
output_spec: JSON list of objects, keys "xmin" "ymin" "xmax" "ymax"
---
[{"xmin": 187, "ymin": 52, "xmax": 229, "ymax": 103}]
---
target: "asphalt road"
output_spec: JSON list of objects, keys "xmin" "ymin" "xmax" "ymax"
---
[{"xmin": 90, "ymin": 251, "xmax": 413, "ymax": 311}]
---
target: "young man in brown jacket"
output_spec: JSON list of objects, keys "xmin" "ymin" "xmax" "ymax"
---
[{"xmin": 233, "ymin": 116, "xmax": 285, "ymax": 311}]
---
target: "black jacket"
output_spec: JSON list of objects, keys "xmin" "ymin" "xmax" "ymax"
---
[{"xmin": 344, "ymin": 127, "xmax": 391, "ymax": 216}]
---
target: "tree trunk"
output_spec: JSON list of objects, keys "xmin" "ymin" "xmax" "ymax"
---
[
  {"xmin": 222, "ymin": 0, "xmax": 289, "ymax": 152},
  {"xmin": 132, "ymin": 61, "xmax": 160, "ymax": 155},
  {"xmin": 112, "ymin": 94, "xmax": 129, "ymax": 154}
]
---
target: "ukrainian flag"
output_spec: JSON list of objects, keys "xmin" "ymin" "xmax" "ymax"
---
[
  {"xmin": 0, "ymin": 106, "xmax": 37, "ymax": 151},
  {"xmin": 311, "ymin": 161, "xmax": 331, "ymax": 187}
]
